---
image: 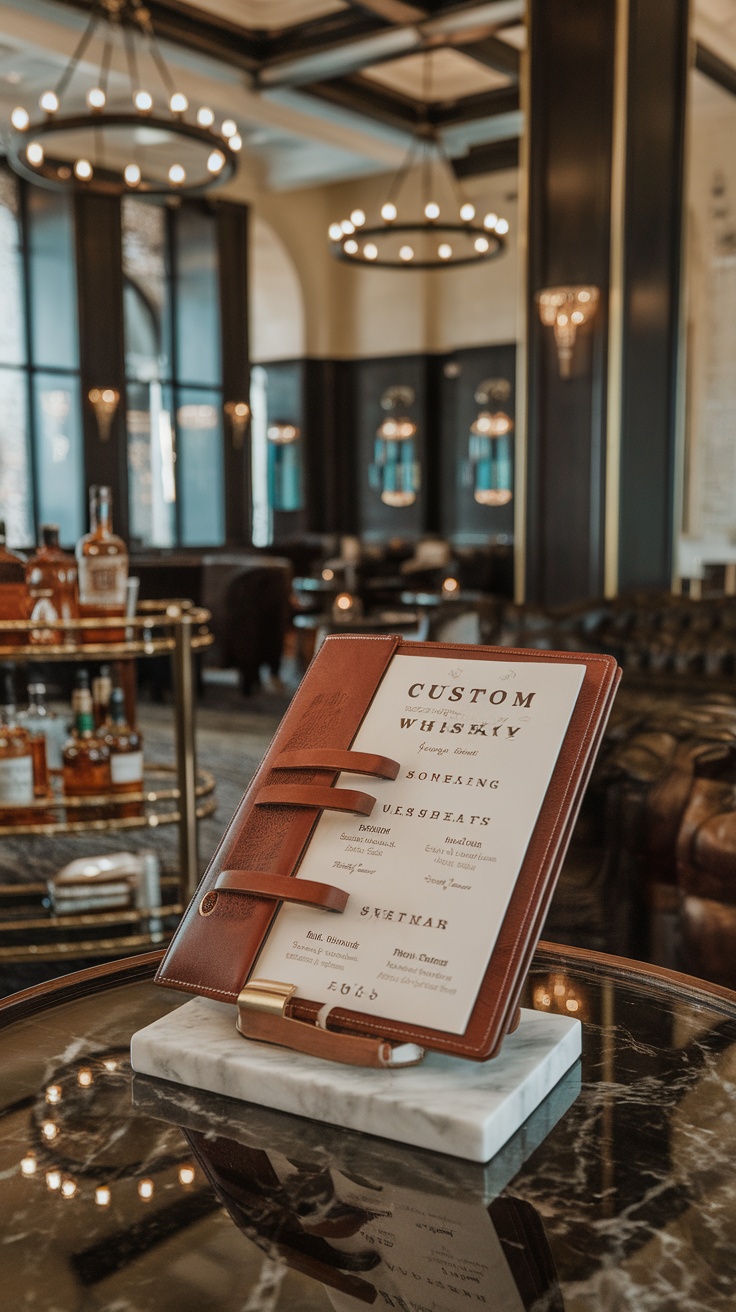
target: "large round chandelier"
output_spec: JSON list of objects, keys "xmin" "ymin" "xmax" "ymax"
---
[
  {"xmin": 328, "ymin": 59, "xmax": 508, "ymax": 271},
  {"xmin": 6, "ymin": 0, "xmax": 240, "ymax": 196}
]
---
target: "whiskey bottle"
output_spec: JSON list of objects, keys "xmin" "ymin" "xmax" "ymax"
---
[
  {"xmin": 76, "ymin": 487, "xmax": 128, "ymax": 644},
  {"xmin": 62, "ymin": 686, "xmax": 111, "ymax": 822},
  {"xmin": 0, "ymin": 669, "xmax": 34, "ymax": 824},
  {"xmin": 102, "ymin": 686, "xmax": 143, "ymax": 818},
  {"xmin": 0, "ymin": 521, "xmax": 29, "ymax": 648},
  {"xmin": 92, "ymin": 664, "xmax": 113, "ymax": 730},
  {"xmin": 25, "ymin": 525, "xmax": 78, "ymax": 645}
]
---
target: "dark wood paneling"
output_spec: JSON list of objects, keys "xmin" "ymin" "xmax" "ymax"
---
[
  {"xmin": 73, "ymin": 191, "xmax": 128, "ymax": 538},
  {"xmin": 438, "ymin": 344, "xmax": 516, "ymax": 544},
  {"xmin": 617, "ymin": 0, "xmax": 688, "ymax": 591},
  {"xmin": 217, "ymin": 201, "xmax": 251, "ymax": 546},
  {"xmin": 453, "ymin": 138, "xmax": 520, "ymax": 179},
  {"xmin": 525, "ymin": 0, "xmax": 616, "ymax": 605},
  {"xmin": 304, "ymin": 358, "xmax": 356, "ymax": 534}
]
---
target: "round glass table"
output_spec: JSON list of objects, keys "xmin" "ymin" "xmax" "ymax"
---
[{"xmin": 1, "ymin": 943, "xmax": 735, "ymax": 1311}]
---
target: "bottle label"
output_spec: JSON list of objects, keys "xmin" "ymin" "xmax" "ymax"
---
[
  {"xmin": 111, "ymin": 751, "xmax": 143, "ymax": 785},
  {"xmin": 78, "ymin": 558, "xmax": 127, "ymax": 608},
  {"xmin": 0, "ymin": 755, "xmax": 34, "ymax": 806}
]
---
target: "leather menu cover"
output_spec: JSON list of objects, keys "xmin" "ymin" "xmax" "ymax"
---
[{"xmin": 156, "ymin": 636, "xmax": 620, "ymax": 1060}]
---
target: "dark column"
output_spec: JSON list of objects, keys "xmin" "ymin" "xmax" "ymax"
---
[
  {"xmin": 74, "ymin": 192, "xmax": 128, "ymax": 537},
  {"xmin": 525, "ymin": 0, "xmax": 615, "ymax": 606},
  {"xmin": 217, "ymin": 201, "xmax": 251, "ymax": 545}
]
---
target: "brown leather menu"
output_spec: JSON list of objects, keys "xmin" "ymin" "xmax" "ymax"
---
[{"xmin": 157, "ymin": 637, "xmax": 620, "ymax": 1061}]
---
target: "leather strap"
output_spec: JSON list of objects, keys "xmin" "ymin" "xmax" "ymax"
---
[
  {"xmin": 273, "ymin": 748, "xmax": 400, "ymax": 780},
  {"xmin": 216, "ymin": 869, "xmax": 348, "ymax": 913},
  {"xmin": 255, "ymin": 784, "xmax": 376, "ymax": 816}
]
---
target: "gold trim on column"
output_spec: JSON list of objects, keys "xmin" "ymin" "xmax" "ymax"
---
[
  {"xmin": 514, "ymin": 0, "xmax": 531, "ymax": 605},
  {"xmin": 671, "ymin": 14, "xmax": 695, "ymax": 593},
  {"xmin": 604, "ymin": 0, "xmax": 630, "ymax": 598}
]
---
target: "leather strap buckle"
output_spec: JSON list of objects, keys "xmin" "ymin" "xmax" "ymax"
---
[
  {"xmin": 215, "ymin": 870, "xmax": 348, "ymax": 913},
  {"xmin": 236, "ymin": 978, "xmax": 425, "ymax": 1069},
  {"xmin": 255, "ymin": 784, "xmax": 376, "ymax": 816}
]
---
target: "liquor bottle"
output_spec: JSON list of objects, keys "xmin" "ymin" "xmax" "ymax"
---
[
  {"xmin": 25, "ymin": 525, "xmax": 78, "ymax": 645},
  {"xmin": 62, "ymin": 686, "xmax": 111, "ymax": 822},
  {"xmin": 0, "ymin": 669, "xmax": 34, "ymax": 824},
  {"xmin": 20, "ymin": 682, "xmax": 67, "ymax": 772},
  {"xmin": 102, "ymin": 686, "xmax": 143, "ymax": 818},
  {"xmin": 0, "ymin": 521, "xmax": 29, "ymax": 648},
  {"xmin": 92, "ymin": 664, "xmax": 112, "ymax": 730},
  {"xmin": 76, "ymin": 487, "xmax": 128, "ymax": 644}
]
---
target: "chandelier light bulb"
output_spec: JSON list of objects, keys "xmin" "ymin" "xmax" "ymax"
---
[
  {"xmin": 495, "ymin": 218, "xmax": 509, "ymax": 235},
  {"xmin": 221, "ymin": 119, "xmax": 237, "ymax": 138},
  {"xmin": 134, "ymin": 89, "xmax": 153, "ymax": 113},
  {"xmin": 350, "ymin": 209, "xmax": 366, "ymax": 227},
  {"xmin": 340, "ymin": 219, "xmax": 354, "ymax": 235},
  {"xmin": 168, "ymin": 163, "xmax": 186, "ymax": 185},
  {"xmin": 381, "ymin": 202, "xmax": 397, "ymax": 222},
  {"xmin": 42, "ymin": 1121, "xmax": 58, "ymax": 1140},
  {"xmin": 474, "ymin": 236, "xmax": 490, "ymax": 253},
  {"xmin": 364, "ymin": 243, "xmax": 378, "ymax": 260},
  {"xmin": 74, "ymin": 159, "xmax": 93, "ymax": 181},
  {"xmin": 86, "ymin": 87, "xmax": 106, "ymax": 110},
  {"xmin": 344, "ymin": 239, "xmax": 358, "ymax": 255},
  {"xmin": 424, "ymin": 201, "xmax": 440, "ymax": 220},
  {"xmin": 438, "ymin": 243, "xmax": 452, "ymax": 260},
  {"xmin": 229, "ymin": 133, "xmax": 242, "ymax": 151},
  {"xmin": 178, "ymin": 1166, "xmax": 195, "ymax": 1185},
  {"xmin": 169, "ymin": 92, "xmax": 188, "ymax": 113},
  {"xmin": 207, "ymin": 150, "xmax": 225, "ymax": 173},
  {"xmin": 77, "ymin": 1067, "xmax": 93, "ymax": 1087},
  {"xmin": 20, "ymin": 1155, "xmax": 37, "ymax": 1176},
  {"xmin": 40, "ymin": 90, "xmax": 59, "ymax": 114},
  {"xmin": 61, "ymin": 1179, "xmax": 77, "ymax": 1199},
  {"xmin": 95, "ymin": 1186, "xmax": 111, "ymax": 1206},
  {"xmin": 26, "ymin": 141, "xmax": 44, "ymax": 166},
  {"xmin": 399, "ymin": 245, "xmax": 414, "ymax": 262},
  {"xmin": 328, "ymin": 222, "xmax": 343, "ymax": 241},
  {"xmin": 46, "ymin": 1170, "xmax": 61, "ymax": 1191},
  {"xmin": 124, "ymin": 163, "xmax": 141, "ymax": 186},
  {"xmin": 483, "ymin": 212, "xmax": 498, "ymax": 230},
  {"xmin": 460, "ymin": 202, "xmax": 475, "ymax": 221},
  {"xmin": 11, "ymin": 106, "xmax": 29, "ymax": 131},
  {"xmin": 45, "ymin": 1084, "xmax": 62, "ymax": 1104},
  {"xmin": 197, "ymin": 106, "xmax": 215, "ymax": 127},
  {"xmin": 138, "ymin": 1179, "xmax": 154, "ymax": 1200}
]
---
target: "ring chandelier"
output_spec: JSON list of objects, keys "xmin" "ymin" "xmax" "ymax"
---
[{"xmin": 7, "ymin": 0, "xmax": 240, "ymax": 196}]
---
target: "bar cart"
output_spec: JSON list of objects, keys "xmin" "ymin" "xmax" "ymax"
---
[{"xmin": 0, "ymin": 605, "xmax": 215, "ymax": 966}]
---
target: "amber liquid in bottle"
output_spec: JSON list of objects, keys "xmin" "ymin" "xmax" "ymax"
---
[
  {"xmin": 76, "ymin": 487, "xmax": 128, "ymax": 645},
  {"xmin": 26, "ymin": 524, "xmax": 78, "ymax": 646},
  {"xmin": 0, "ymin": 520, "xmax": 29, "ymax": 649},
  {"xmin": 0, "ymin": 671, "xmax": 35, "ymax": 825},
  {"xmin": 102, "ymin": 686, "xmax": 144, "ymax": 819},
  {"xmin": 92, "ymin": 665, "xmax": 112, "ymax": 730},
  {"xmin": 62, "ymin": 687, "xmax": 111, "ymax": 822}
]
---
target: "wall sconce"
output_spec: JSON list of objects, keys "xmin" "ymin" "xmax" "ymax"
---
[
  {"xmin": 369, "ymin": 385, "xmax": 421, "ymax": 508},
  {"xmin": 536, "ymin": 286, "xmax": 600, "ymax": 379},
  {"xmin": 224, "ymin": 400, "xmax": 251, "ymax": 449},
  {"xmin": 88, "ymin": 387, "xmax": 120, "ymax": 442},
  {"xmin": 267, "ymin": 420, "xmax": 301, "ymax": 512},
  {"xmin": 467, "ymin": 378, "xmax": 513, "ymax": 506}
]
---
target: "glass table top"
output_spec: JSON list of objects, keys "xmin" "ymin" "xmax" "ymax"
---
[{"xmin": 1, "ymin": 945, "xmax": 736, "ymax": 1311}]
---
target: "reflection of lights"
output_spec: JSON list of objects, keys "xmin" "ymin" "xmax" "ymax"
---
[
  {"xmin": 61, "ymin": 1179, "xmax": 77, "ymax": 1199},
  {"xmin": 138, "ymin": 1179, "xmax": 154, "ymax": 1200},
  {"xmin": 42, "ymin": 1121, "xmax": 58, "ymax": 1141},
  {"xmin": 534, "ymin": 974, "xmax": 587, "ymax": 1020},
  {"xmin": 335, "ymin": 593, "xmax": 353, "ymax": 612},
  {"xmin": 77, "ymin": 1068, "xmax": 93, "ymax": 1088},
  {"xmin": 322, "ymin": 568, "xmax": 334, "ymax": 581},
  {"xmin": 566, "ymin": 998, "xmax": 579, "ymax": 1012},
  {"xmin": 46, "ymin": 1170, "xmax": 61, "ymax": 1191},
  {"xmin": 178, "ymin": 1165, "xmax": 195, "ymax": 1185},
  {"xmin": 95, "ymin": 1186, "xmax": 111, "ymax": 1206},
  {"xmin": 102, "ymin": 1059, "xmax": 118, "ymax": 1072},
  {"xmin": 45, "ymin": 1084, "xmax": 62, "ymax": 1104},
  {"xmin": 21, "ymin": 1154, "xmax": 37, "ymax": 1176},
  {"xmin": 554, "ymin": 983, "xmax": 565, "ymax": 997}
]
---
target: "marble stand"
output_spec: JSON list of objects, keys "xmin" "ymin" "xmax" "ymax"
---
[{"xmin": 130, "ymin": 998, "xmax": 581, "ymax": 1163}]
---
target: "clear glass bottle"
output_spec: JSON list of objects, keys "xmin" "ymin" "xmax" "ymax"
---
[
  {"xmin": 0, "ymin": 520, "xmax": 29, "ymax": 648},
  {"xmin": 76, "ymin": 487, "xmax": 128, "ymax": 644},
  {"xmin": 20, "ymin": 682, "xmax": 66, "ymax": 772},
  {"xmin": 92, "ymin": 664, "xmax": 112, "ymax": 730},
  {"xmin": 62, "ymin": 686, "xmax": 111, "ymax": 822},
  {"xmin": 0, "ymin": 669, "xmax": 34, "ymax": 824},
  {"xmin": 102, "ymin": 686, "xmax": 143, "ymax": 818},
  {"xmin": 25, "ymin": 524, "xmax": 78, "ymax": 645}
]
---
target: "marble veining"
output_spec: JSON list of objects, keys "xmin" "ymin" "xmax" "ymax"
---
[{"xmin": 130, "ymin": 1000, "xmax": 581, "ymax": 1162}]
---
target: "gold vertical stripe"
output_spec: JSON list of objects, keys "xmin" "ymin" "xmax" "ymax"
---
[
  {"xmin": 514, "ymin": 0, "xmax": 531, "ymax": 605},
  {"xmin": 671, "ymin": 19, "xmax": 694, "ymax": 592},
  {"xmin": 604, "ymin": 0, "xmax": 630, "ymax": 598}
]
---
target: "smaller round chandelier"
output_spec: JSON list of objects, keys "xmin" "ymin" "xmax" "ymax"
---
[
  {"xmin": 327, "ymin": 57, "xmax": 508, "ymax": 271},
  {"xmin": 6, "ymin": 0, "xmax": 240, "ymax": 196}
]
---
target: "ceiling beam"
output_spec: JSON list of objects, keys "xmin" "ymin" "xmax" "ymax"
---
[
  {"xmin": 304, "ymin": 75, "xmax": 420, "ymax": 133},
  {"xmin": 456, "ymin": 34, "xmax": 519, "ymax": 76},
  {"xmin": 428, "ymin": 83, "xmax": 519, "ymax": 124},
  {"xmin": 695, "ymin": 42, "xmax": 736, "ymax": 98},
  {"xmin": 345, "ymin": 0, "xmax": 429, "ymax": 21},
  {"xmin": 452, "ymin": 135, "xmax": 519, "ymax": 175}
]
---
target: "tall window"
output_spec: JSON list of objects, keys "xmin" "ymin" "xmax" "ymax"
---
[
  {"xmin": 122, "ymin": 198, "xmax": 225, "ymax": 549},
  {"xmin": 0, "ymin": 168, "xmax": 82, "ymax": 547}
]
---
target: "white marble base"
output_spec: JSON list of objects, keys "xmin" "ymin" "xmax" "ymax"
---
[{"xmin": 130, "ymin": 998, "xmax": 581, "ymax": 1163}]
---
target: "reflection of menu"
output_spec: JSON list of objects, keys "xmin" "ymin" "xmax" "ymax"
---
[{"xmin": 256, "ymin": 653, "xmax": 585, "ymax": 1034}]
